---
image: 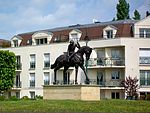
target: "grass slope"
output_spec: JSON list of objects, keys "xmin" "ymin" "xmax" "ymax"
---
[{"xmin": 0, "ymin": 99, "xmax": 150, "ymax": 112}]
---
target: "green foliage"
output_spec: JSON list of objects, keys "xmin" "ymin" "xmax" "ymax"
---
[
  {"xmin": 0, "ymin": 50, "xmax": 16, "ymax": 92},
  {"xmin": 21, "ymin": 96, "xmax": 29, "ymax": 100},
  {"xmin": 0, "ymin": 95, "xmax": 5, "ymax": 101},
  {"xmin": 146, "ymin": 94, "xmax": 150, "ymax": 100},
  {"xmin": 35, "ymin": 95, "xmax": 43, "ymax": 100},
  {"xmin": 116, "ymin": 0, "xmax": 130, "ymax": 20},
  {"xmin": 133, "ymin": 9, "xmax": 141, "ymax": 20},
  {"xmin": 121, "ymin": 76, "xmax": 139, "ymax": 99},
  {"xmin": 0, "ymin": 100, "xmax": 150, "ymax": 112},
  {"xmin": 9, "ymin": 96, "xmax": 18, "ymax": 101}
]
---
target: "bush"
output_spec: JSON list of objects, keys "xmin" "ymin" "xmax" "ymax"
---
[
  {"xmin": 35, "ymin": 95, "xmax": 43, "ymax": 100},
  {"xmin": 21, "ymin": 96, "xmax": 29, "ymax": 100},
  {"xmin": 146, "ymin": 94, "xmax": 150, "ymax": 100},
  {"xmin": 9, "ymin": 96, "xmax": 18, "ymax": 101},
  {"xmin": 0, "ymin": 95, "xmax": 5, "ymax": 101},
  {"xmin": 140, "ymin": 95, "xmax": 146, "ymax": 100}
]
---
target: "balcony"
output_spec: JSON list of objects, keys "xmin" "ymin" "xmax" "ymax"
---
[
  {"xmin": 89, "ymin": 79, "xmax": 123, "ymax": 87},
  {"xmin": 13, "ymin": 81, "xmax": 22, "ymax": 89},
  {"xmin": 44, "ymin": 80, "xmax": 50, "ymax": 85},
  {"xmin": 139, "ymin": 57, "xmax": 150, "ymax": 65},
  {"xmin": 30, "ymin": 80, "xmax": 35, "ymax": 87},
  {"xmin": 30, "ymin": 62, "xmax": 36, "ymax": 69},
  {"xmin": 88, "ymin": 58, "xmax": 125, "ymax": 67},
  {"xmin": 16, "ymin": 63, "xmax": 22, "ymax": 71}
]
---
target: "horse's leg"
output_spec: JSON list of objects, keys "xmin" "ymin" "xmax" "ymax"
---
[
  {"xmin": 80, "ymin": 65, "xmax": 89, "ymax": 84},
  {"xmin": 75, "ymin": 65, "xmax": 78, "ymax": 84},
  {"xmin": 63, "ymin": 66, "xmax": 69, "ymax": 84},
  {"xmin": 53, "ymin": 69, "xmax": 57, "ymax": 84},
  {"xmin": 53, "ymin": 65, "xmax": 62, "ymax": 84}
]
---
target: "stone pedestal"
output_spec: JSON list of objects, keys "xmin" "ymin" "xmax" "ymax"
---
[{"xmin": 43, "ymin": 85, "xmax": 100, "ymax": 101}]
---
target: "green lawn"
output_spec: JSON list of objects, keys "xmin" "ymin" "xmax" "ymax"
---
[{"xmin": 0, "ymin": 99, "xmax": 150, "ymax": 112}]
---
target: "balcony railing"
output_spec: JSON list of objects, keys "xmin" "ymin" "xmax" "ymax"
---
[
  {"xmin": 13, "ymin": 81, "xmax": 22, "ymax": 88},
  {"xmin": 52, "ymin": 79, "xmax": 123, "ymax": 87},
  {"xmin": 44, "ymin": 62, "xmax": 50, "ymax": 68},
  {"xmin": 88, "ymin": 58, "xmax": 125, "ymax": 67},
  {"xmin": 44, "ymin": 80, "xmax": 50, "ymax": 85},
  {"xmin": 53, "ymin": 80, "xmax": 75, "ymax": 85},
  {"xmin": 16, "ymin": 63, "xmax": 22, "ymax": 70},
  {"xmin": 30, "ymin": 62, "xmax": 36, "ymax": 69},
  {"xmin": 139, "ymin": 57, "xmax": 150, "ymax": 65},
  {"xmin": 89, "ymin": 79, "xmax": 123, "ymax": 87},
  {"xmin": 30, "ymin": 80, "xmax": 35, "ymax": 87}
]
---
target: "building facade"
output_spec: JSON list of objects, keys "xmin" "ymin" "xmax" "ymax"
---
[{"xmin": 1, "ymin": 16, "xmax": 150, "ymax": 99}]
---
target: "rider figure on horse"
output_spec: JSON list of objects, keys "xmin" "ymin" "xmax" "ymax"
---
[{"xmin": 67, "ymin": 40, "xmax": 80, "ymax": 62}]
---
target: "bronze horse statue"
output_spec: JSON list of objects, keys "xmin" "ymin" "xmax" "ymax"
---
[{"xmin": 51, "ymin": 46, "xmax": 92, "ymax": 84}]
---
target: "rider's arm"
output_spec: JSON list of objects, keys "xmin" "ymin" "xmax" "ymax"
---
[{"xmin": 76, "ymin": 42, "xmax": 80, "ymax": 49}]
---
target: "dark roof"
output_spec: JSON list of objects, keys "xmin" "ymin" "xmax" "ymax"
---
[{"xmin": 16, "ymin": 19, "xmax": 138, "ymax": 46}]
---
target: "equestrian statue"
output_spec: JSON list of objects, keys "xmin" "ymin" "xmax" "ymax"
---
[{"xmin": 51, "ymin": 40, "xmax": 92, "ymax": 84}]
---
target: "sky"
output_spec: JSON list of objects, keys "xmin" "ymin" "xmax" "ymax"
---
[{"xmin": 0, "ymin": 0, "xmax": 149, "ymax": 40}]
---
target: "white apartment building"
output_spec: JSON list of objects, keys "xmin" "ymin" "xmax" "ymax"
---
[{"xmin": 1, "ymin": 16, "xmax": 150, "ymax": 99}]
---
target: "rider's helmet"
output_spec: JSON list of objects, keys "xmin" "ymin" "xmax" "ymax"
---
[{"xmin": 70, "ymin": 40, "xmax": 74, "ymax": 45}]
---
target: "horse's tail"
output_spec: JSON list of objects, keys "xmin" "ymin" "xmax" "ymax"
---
[{"xmin": 51, "ymin": 60, "xmax": 57, "ymax": 69}]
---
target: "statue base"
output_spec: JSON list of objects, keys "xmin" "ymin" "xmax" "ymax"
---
[{"xmin": 43, "ymin": 85, "xmax": 100, "ymax": 101}]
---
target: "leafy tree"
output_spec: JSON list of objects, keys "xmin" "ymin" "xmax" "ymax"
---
[
  {"xmin": 116, "ymin": 0, "xmax": 130, "ymax": 20},
  {"xmin": 133, "ymin": 9, "xmax": 141, "ymax": 20},
  {"xmin": 121, "ymin": 76, "xmax": 139, "ymax": 100},
  {"xmin": 146, "ymin": 11, "xmax": 150, "ymax": 17},
  {"xmin": 0, "ymin": 50, "xmax": 16, "ymax": 94}
]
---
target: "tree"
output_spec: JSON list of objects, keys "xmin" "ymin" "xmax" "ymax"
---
[
  {"xmin": 121, "ymin": 76, "xmax": 139, "ymax": 100},
  {"xmin": 133, "ymin": 10, "xmax": 141, "ymax": 20},
  {"xmin": 0, "ymin": 50, "xmax": 16, "ymax": 94},
  {"xmin": 146, "ymin": 11, "xmax": 150, "ymax": 17},
  {"xmin": 116, "ymin": 0, "xmax": 130, "ymax": 20}
]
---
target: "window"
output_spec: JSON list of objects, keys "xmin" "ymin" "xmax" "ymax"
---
[
  {"xmin": 13, "ymin": 40, "xmax": 18, "ymax": 47},
  {"xmin": 106, "ymin": 30, "xmax": 113, "ymax": 39},
  {"xmin": 139, "ymin": 28, "xmax": 150, "ymax": 38},
  {"xmin": 69, "ymin": 29, "xmax": 81, "ymax": 42},
  {"xmin": 44, "ymin": 72, "xmax": 50, "ymax": 85},
  {"xmin": 111, "ymin": 49, "xmax": 120, "ymax": 59},
  {"xmin": 16, "ymin": 92, "xmax": 20, "ymax": 99},
  {"xmin": 111, "ymin": 92, "xmax": 120, "ymax": 99},
  {"xmin": 30, "ymin": 54, "xmax": 36, "ymax": 69},
  {"xmin": 140, "ymin": 70, "xmax": 150, "ymax": 85},
  {"xmin": 36, "ymin": 38, "xmax": 47, "ymax": 45},
  {"xmin": 71, "ymin": 33, "xmax": 78, "ymax": 41},
  {"xmin": 111, "ymin": 70, "xmax": 120, "ymax": 80},
  {"xmin": 27, "ymin": 39, "xmax": 32, "ymax": 45},
  {"xmin": 44, "ymin": 53, "xmax": 50, "ymax": 68},
  {"xmin": 16, "ymin": 56, "xmax": 21, "ymax": 70},
  {"xmin": 30, "ymin": 91, "xmax": 35, "ymax": 99},
  {"xmin": 30, "ymin": 73, "xmax": 35, "ymax": 87},
  {"xmin": 139, "ymin": 49, "xmax": 150, "ymax": 65}
]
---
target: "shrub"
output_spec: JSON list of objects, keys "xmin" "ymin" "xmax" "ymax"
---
[
  {"xmin": 21, "ymin": 96, "xmax": 29, "ymax": 100},
  {"xmin": 35, "ymin": 95, "xmax": 43, "ymax": 100},
  {"xmin": 9, "ymin": 96, "xmax": 18, "ymax": 101},
  {"xmin": 146, "ymin": 94, "xmax": 150, "ymax": 100},
  {"xmin": 0, "ymin": 95, "xmax": 5, "ymax": 101},
  {"xmin": 140, "ymin": 95, "xmax": 145, "ymax": 100}
]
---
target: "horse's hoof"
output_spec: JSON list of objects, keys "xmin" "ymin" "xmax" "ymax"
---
[
  {"xmin": 53, "ymin": 82, "xmax": 56, "ymax": 85},
  {"xmin": 85, "ymin": 80, "xmax": 90, "ymax": 84},
  {"xmin": 75, "ymin": 82, "xmax": 78, "ymax": 85}
]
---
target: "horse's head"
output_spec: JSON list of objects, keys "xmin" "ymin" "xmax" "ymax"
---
[{"xmin": 81, "ymin": 46, "xmax": 92, "ymax": 60}]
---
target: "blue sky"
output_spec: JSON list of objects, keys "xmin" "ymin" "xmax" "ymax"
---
[{"xmin": 0, "ymin": 0, "xmax": 149, "ymax": 40}]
